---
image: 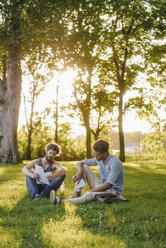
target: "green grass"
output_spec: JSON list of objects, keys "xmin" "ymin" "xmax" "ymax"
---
[{"xmin": 0, "ymin": 157, "xmax": 166, "ymax": 248}]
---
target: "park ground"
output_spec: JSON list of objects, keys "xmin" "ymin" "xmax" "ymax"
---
[{"xmin": 0, "ymin": 155, "xmax": 166, "ymax": 248}]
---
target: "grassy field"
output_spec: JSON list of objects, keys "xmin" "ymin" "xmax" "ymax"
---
[{"xmin": 0, "ymin": 156, "xmax": 166, "ymax": 248}]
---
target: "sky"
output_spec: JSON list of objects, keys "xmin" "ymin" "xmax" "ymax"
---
[{"xmin": 18, "ymin": 68, "xmax": 152, "ymax": 136}]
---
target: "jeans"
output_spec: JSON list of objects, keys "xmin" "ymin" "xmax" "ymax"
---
[{"xmin": 26, "ymin": 174, "xmax": 66, "ymax": 198}]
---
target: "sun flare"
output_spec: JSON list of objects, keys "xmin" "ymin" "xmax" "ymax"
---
[{"xmin": 18, "ymin": 68, "xmax": 153, "ymax": 135}]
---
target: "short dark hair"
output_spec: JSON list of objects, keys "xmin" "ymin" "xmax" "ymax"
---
[
  {"xmin": 45, "ymin": 142, "xmax": 62, "ymax": 156},
  {"xmin": 92, "ymin": 139, "xmax": 109, "ymax": 153}
]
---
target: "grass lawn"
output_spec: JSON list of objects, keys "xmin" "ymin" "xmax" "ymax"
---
[{"xmin": 0, "ymin": 156, "xmax": 166, "ymax": 248}]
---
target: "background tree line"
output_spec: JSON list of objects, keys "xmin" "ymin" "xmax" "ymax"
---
[
  {"xmin": 0, "ymin": 0, "xmax": 165, "ymax": 163},
  {"xmin": 17, "ymin": 122, "xmax": 166, "ymax": 161}
]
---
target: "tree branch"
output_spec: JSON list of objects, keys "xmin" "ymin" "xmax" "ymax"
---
[
  {"xmin": 127, "ymin": 6, "xmax": 136, "ymax": 35},
  {"xmin": 22, "ymin": 90, "xmax": 29, "ymax": 131}
]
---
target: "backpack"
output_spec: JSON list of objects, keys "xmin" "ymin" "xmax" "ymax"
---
[{"xmin": 95, "ymin": 193, "xmax": 128, "ymax": 204}]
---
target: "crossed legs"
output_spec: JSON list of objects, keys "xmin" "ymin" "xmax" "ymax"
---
[
  {"xmin": 26, "ymin": 174, "xmax": 66, "ymax": 198},
  {"xmin": 65, "ymin": 164, "xmax": 115, "ymax": 204}
]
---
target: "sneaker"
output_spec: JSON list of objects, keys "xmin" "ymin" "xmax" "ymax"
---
[
  {"xmin": 39, "ymin": 192, "xmax": 45, "ymax": 199},
  {"xmin": 33, "ymin": 194, "xmax": 40, "ymax": 200},
  {"xmin": 50, "ymin": 190, "xmax": 60, "ymax": 205}
]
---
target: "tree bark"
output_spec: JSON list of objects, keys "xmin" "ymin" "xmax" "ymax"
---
[
  {"xmin": 84, "ymin": 70, "xmax": 92, "ymax": 158},
  {"xmin": 83, "ymin": 111, "xmax": 91, "ymax": 158},
  {"xmin": 118, "ymin": 86, "xmax": 125, "ymax": 162},
  {"xmin": 74, "ymin": 68, "xmax": 92, "ymax": 158},
  {"xmin": 0, "ymin": 46, "xmax": 22, "ymax": 163}
]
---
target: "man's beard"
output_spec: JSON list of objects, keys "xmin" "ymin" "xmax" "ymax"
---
[{"xmin": 45, "ymin": 155, "xmax": 53, "ymax": 162}]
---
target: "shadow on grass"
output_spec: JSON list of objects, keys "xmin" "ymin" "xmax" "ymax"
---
[
  {"xmin": 123, "ymin": 161, "xmax": 166, "ymax": 198},
  {"xmin": 0, "ymin": 159, "xmax": 166, "ymax": 247},
  {"xmin": 74, "ymin": 161, "xmax": 166, "ymax": 248},
  {"xmin": 0, "ymin": 165, "xmax": 23, "ymax": 186},
  {"xmin": 0, "ymin": 195, "xmax": 66, "ymax": 248}
]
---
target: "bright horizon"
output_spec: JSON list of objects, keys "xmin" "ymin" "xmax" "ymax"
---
[{"xmin": 18, "ymin": 69, "xmax": 152, "ymax": 136}]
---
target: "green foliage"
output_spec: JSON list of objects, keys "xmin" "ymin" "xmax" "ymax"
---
[
  {"xmin": 141, "ymin": 130, "xmax": 166, "ymax": 159},
  {"xmin": 17, "ymin": 122, "xmax": 86, "ymax": 161},
  {"xmin": 1, "ymin": 0, "xmax": 165, "ymax": 162},
  {"xmin": 0, "ymin": 157, "xmax": 166, "ymax": 247},
  {"xmin": 18, "ymin": 122, "xmax": 149, "ymax": 161},
  {"xmin": 31, "ymin": 120, "xmax": 53, "ymax": 158},
  {"xmin": 57, "ymin": 123, "xmax": 86, "ymax": 161},
  {"xmin": 17, "ymin": 122, "xmax": 54, "ymax": 160},
  {"xmin": 17, "ymin": 126, "xmax": 28, "ymax": 159}
]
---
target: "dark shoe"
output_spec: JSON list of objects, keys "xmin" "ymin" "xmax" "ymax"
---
[{"xmin": 50, "ymin": 190, "xmax": 60, "ymax": 205}]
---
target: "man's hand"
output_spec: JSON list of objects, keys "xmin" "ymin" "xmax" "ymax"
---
[
  {"xmin": 33, "ymin": 173, "xmax": 39, "ymax": 179},
  {"xmin": 72, "ymin": 171, "xmax": 83, "ymax": 184},
  {"xmin": 45, "ymin": 172, "xmax": 53, "ymax": 181},
  {"xmin": 46, "ymin": 175, "xmax": 53, "ymax": 181}
]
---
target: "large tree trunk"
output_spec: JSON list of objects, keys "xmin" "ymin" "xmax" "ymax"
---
[
  {"xmin": 75, "ymin": 68, "xmax": 92, "ymax": 159},
  {"xmin": 0, "ymin": 46, "xmax": 22, "ymax": 163},
  {"xmin": 83, "ymin": 111, "xmax": 91, "ymax": 158},
  {"xmin": 118, "ymin": 87, "xmax": 125, "ymax": 162},
  {"xmin": 86, "ymin": 126, "xmax": 91, "ymax": 158},
  {"xmin": 84, "ymin": 70, "xmax": 92, "ymax": 158}
]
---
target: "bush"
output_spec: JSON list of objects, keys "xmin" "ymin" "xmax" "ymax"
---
[{"xmin": 140, "ymin": 130, "xmax": 166, "ymax": 159}]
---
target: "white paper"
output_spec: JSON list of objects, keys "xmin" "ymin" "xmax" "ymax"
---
[
  {"xmin": 35, "ymin": 165, "xmax": 50, "ymax": 185},
  {"xmin": 75, "ymin": 178, "xmax": 86, "ymax": 188}
]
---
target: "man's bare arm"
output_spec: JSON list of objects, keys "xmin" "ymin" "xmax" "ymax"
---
[
  {"xmin": 72, "ymin": 161, "xmax": 84, "ymax": 183},
  {"xmin": 22, "ymin": 160, "xmax": 39, "ymax": 179},
  {"xmin": 47, "ymin": 163, "xmax": 66, "ymax": 181}
]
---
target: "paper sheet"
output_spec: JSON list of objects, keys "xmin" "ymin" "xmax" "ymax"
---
[
  {"xmin": 35, "ymin": 165, "xmax": 50, "ymax": 185},
  {"xmin": 75, "ymin": 178, "xmax": 86, "ymax": 188}
]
